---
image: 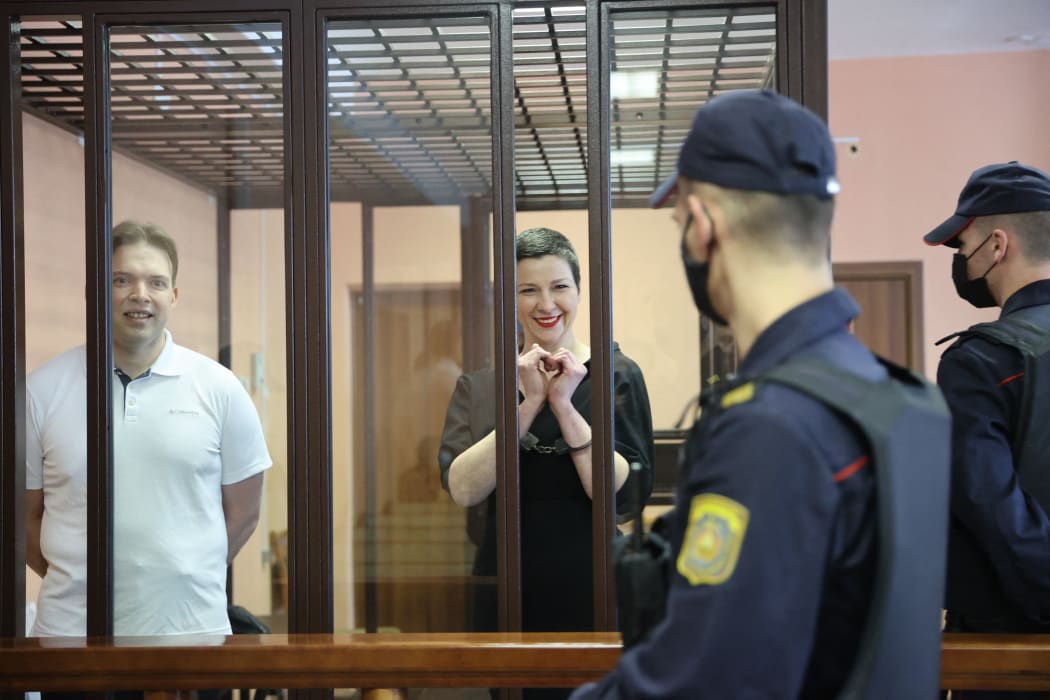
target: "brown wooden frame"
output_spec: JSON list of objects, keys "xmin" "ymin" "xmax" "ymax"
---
[
  {"xmin": 0, "ymin": 6, "xmax": 26, "ymax": 645},
  {"xmin": 1, "ymin": 633, "xmax": 1049, "ymax": 693}
]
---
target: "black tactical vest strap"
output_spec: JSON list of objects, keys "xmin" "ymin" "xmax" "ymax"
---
[
  {"xmin": 945, "ymin": 312, "xmax": 1050, "ymax": 513},
  {"xmin": 762, "ymin": 357, "xmax": 950, "ymax": 700}
]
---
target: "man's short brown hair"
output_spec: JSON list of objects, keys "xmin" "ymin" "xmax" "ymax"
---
[
  {"xmin": 980, "ymin": 211, "xmax": 1050, "ymax": 263},
  {"xmin": 112, "ymin": 220, "xmax": 179, "ymax": 285}
]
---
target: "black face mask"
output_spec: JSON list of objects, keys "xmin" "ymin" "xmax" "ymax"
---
[
  {"xmin": 951, "ymin": 232, "xmax": 998, "ymax": 309},
  {"xmin": 680, "ymin": 212, "xmax": 728, "ymax": 326}
]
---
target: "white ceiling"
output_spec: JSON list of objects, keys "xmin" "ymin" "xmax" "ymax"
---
[{"xmin": 828, "ymin": 0, "xmax": 1050, "ymax": 60}]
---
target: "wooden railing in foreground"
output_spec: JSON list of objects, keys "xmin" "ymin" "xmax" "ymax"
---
[
  {"xmin": 942, "ymin": 633, "xmax": 1050, "ymax": 692},
  {"xmin": 0, "ymin": 632, "xmax": 1049, "ymax": 694}
]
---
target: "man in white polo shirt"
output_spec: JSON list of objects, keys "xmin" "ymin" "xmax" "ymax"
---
[{"xmin": 25, "ymin": 219, "xmax": 271, "ymax": 638}]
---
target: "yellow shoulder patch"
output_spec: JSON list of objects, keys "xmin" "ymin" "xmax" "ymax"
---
[
  {"xmin": 677, "ymin": 493, "xmax": 750, "ymax": 586},
  {"xmin": 720, "ymin": 382, "xmax": 755, "ymax": 409}
]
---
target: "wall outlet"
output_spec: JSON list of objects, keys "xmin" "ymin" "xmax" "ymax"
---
[{"xmin": 251, "ymin": 351, "xmax": 265, "ymax": 391}]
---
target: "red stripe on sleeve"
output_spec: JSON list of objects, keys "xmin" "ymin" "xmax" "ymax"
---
[
  {"xmin": 998, "ymin": 372, "xmax": 1024, "ymax": 387},
  {"xmin": 834, "ymin": 455, "xmax": 870, "ymax": 483}
]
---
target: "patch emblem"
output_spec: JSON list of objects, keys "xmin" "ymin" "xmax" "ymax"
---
[
  {"xmin": 720, "ymin": 382, "xmax": 755, "ymax": 409},
  {"xmin": 677, "ymin": 493, "xmax": 750, "ymax": 586}
]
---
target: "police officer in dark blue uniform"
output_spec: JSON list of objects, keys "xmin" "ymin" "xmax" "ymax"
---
[
  {"xmin": 924, "ymin": 161, "xmax": 1050, "ymax": 700},
  {"xmin": 569, "ymin": 90, "xmax": 937, "ymax": 699}
]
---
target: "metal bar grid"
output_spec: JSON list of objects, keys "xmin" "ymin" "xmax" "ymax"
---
[
  {"xmin": 17, "ymin": 4, "xmax": 776, "ymax": 208},
  {"xmin": 325, "ymin": 14, "xmax": 493, "ymax": 204},
  {"xmin": 607, "ymin": 5, "xmax": 776, "ymax": 196}
]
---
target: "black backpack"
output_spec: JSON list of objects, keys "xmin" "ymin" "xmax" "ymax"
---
[{"xmin": 763, "ymin": 357, "xmax": 950, "ymax": 699}]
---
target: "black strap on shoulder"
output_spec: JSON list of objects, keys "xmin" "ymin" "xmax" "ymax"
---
[
  {"xmin": 761, "ymin": 357, "xmax": 950, "ymax": 700},
  {"xmin": 947, "ymin": 313, "xmax": 1050, "ymax": 513}
]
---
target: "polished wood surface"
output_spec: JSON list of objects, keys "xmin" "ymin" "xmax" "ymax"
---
[
  {"xmin": 1, "ymin": 632, "xmax": 1049, "ymax": 692},
  {"xmin": 942, "ymin": 633, "xmax": 1050, "ymax": 692},
  {"xmin": 0, "ymin": 632, "xmax": 622, "ymax": 691}
]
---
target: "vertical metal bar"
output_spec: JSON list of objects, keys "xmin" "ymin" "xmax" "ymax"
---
[
  {"xmin": 799, "ymin": 0, "xmax": 828, "ymax": 118},
  {"xmin": 287, "ymin": 0, "xmax": 335, "ymax": 649},
  {"xmin": 492, "ymin": 0, "xmax": 520, "ymax": 633},
  {"xmin": 84, "ymin": 11, "xmax": 114, "ymax": 639},
  {"xmin": 362, "ymin": 202, "xmax": 378, "ymax": 634},
  {"xmin": 0, "ymin": 12, "xmax": 25, "ymax": 643},
  {"xmin": 285, "ymin": 6, "xmax": 307, "ymax": 639},
  {"xmin": 285, "ymin": 4, "xmax": 308, "ymax": 640},
  {"xmin": 587, "ymin": 0, "xmax": 615, "ymax": 631},
  {"xmin": 774, "ymin": 0, "xmax": 793, "ymax": 98},
  {"xmin": 306, "ymin": 2, "xmax": 334, "ymax": 638}
]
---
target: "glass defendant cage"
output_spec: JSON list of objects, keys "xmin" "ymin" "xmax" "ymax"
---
[{"xmin": 0, "ymin": 0, "xmax": 826, "ymax": 675}]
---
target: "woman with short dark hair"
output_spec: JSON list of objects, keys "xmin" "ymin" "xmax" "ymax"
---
[{"xmin": 438, "ymin": 227, "xmax": 654, "ymax": 700}]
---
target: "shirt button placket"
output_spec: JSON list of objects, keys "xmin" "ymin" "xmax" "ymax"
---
[{"xmin": 126, "ymin": 390, "xmax": 138, "ymax": 423}]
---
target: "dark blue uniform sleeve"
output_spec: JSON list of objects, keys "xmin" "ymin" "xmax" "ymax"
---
[
  {"xmin": 572, "ymin": 403, "xmax": 840, "ymax": 699},
  {"xmin": 938, "ymin": 346, "xmax": 1050, "ymax": 617}
]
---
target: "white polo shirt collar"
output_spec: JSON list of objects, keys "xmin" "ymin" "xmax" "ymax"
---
[{"xmin": 146, "ymin": 329, "xmax": 184, "ymax": 378}]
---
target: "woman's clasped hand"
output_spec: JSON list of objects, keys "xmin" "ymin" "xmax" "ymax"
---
[{"xmin": 518, "ymin": 343, "xmax": 588, "ymax": 409}]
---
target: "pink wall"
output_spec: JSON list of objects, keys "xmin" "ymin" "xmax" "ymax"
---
[{"xmin": 828, "ymin": 49, "xmax": 1050, "ymax": 377}]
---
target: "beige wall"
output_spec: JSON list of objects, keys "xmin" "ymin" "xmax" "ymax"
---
[
  {"xmin": 228, "ymin": 209, "xmax": 289, "ymax": 617},
  {"xmin": 23, "ymin": 113, "xmax": 220, "ymax": 370},
  {"xmin": 23, "ymin": 115, "xmax": 86, "ymax": 371}
]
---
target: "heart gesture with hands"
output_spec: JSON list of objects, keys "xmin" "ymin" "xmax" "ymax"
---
[
  {"xmin": 517, "ymin": 343, "xmax": 587, "ymax": 410},
  {"xmin": 543, "ymin": 346, "xmax": 587, "ymax": 411}
]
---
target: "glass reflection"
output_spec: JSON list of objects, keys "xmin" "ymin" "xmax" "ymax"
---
[
  {"xmin": 100, "ymin": 22, "xmax": 286, "ymax": 638},
  {"xmin": 513, "ymin": 6, "xmax": 654, "ymax": 660},
  {"xmin": 608, "ymin": 5, "xmax": 776, "ymax": 507},
  {"xmin": 326, "ymin": 16, "xmax": 495, "ymax": 638},
  {"xmin": 21, "ymin": 16, "xmax": 88, "ymax": 637}
]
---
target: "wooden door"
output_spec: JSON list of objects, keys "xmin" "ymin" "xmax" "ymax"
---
[
  {"xmin": 350, "ymin": 285, "xmax": 475, "ymax": 632},
  {"xmin": 833, "ymin": 261, "xmax": 924, "ymax": 372}
]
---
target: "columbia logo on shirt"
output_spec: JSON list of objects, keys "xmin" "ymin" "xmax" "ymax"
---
[{"xmin": 169, "ymin": 408, "xmax": 200, "ymax": 416}]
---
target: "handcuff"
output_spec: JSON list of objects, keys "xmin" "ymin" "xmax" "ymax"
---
[{"xmin": 520, "ymin": 432, "xmax": 592, "ymax": 455}]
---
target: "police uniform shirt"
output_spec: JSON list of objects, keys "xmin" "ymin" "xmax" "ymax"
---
[
  {"xmin": 938, "ymin": 278, "xmax": 1050, "ymax": 629},
  {"xmin": 571, "ymin": 288, "xmax": 883, "ymax": 700}
]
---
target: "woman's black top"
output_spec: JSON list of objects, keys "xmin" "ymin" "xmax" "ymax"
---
[{"xmin": 438, "ymin": 344, "xmax": 654, "ymax": 634}]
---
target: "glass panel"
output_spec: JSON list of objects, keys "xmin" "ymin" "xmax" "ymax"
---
[
  {"xmin": 608, "ymin": 5, "xmax": 776, "ymax": 505},
  {"xmin": 20, "ymin": 16, "xmax": 88, "ymax": 637},
  {"xmin": 511, "ymin": 4, "xmax": 608, "ymax": 648},
  {"xmin": 107, "ymin": 22, "xmax": 287, "ymax": 640},
  {"xmin": 326, "ymin": 15, "xmax": 497, "ymax": 644}
]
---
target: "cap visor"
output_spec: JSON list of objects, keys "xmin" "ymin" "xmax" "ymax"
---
[
  {"xmin": 649, "ymin": 172, "xmax": 678, "ymax": 209},
  {"xmin": 923, "ymin": 214, "xmax": 974, "ymax": 247}
]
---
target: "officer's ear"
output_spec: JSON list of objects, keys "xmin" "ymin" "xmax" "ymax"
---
[
  {"xmin": 991, "ymin": 227, "xmax": 1010, "ymax": 263},
  {"xmin": 683, "ymin": 191, "xmax": 715, "ymax": 260}
]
